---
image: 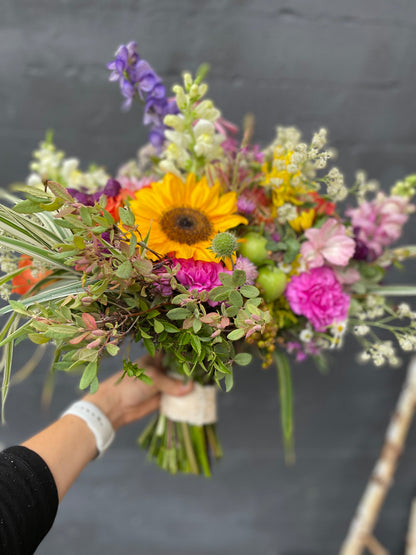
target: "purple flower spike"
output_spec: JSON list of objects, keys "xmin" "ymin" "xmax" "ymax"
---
[{"xmin": 107, "ymin": 41, "xmax": 179, "ymax": 150}]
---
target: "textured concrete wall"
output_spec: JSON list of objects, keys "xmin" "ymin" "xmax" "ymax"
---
[{"xmin": 1, "ymin": 1, "xmax": 416, "ymax": 553}]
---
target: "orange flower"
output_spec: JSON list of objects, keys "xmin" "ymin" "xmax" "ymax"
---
[
  {"xmin": 11, "ymin": 255, "xmax": 52, "ymax": 296},
  {"xmin": 310, "ymin": 192, "xmax": 335, "ymax": 216}
]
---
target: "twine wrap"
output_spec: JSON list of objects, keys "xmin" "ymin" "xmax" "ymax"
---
[{"xmin": 160, "ymin": 379, "xmax": 217, "ymax": 426}]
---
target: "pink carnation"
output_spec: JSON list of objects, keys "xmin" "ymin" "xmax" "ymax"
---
[
  {"xmin": 300, "ymin": 218, "xmax": 355, "ymax": 269},
  {"xmin": 285, "ymin": 266, "xmax": 350, "ymax": 331},
  {"xmin": 173, "ymin": 258, "xmax": 226, "ymax": 293},
  {"xmin": 346, "ymin": 193, "xmax": 414, "ymax": 258}
]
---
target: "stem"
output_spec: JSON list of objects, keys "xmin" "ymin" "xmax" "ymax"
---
[
  {"xmin": 190, "ymin": 425, "xmax": 211, "ymax": 478},
  {"xmin": 340, "ymin": 356, "xmax": 416, "ymax": 555},
  {"xmin": 181, "ymin": 422, "xmax": 199, "ymax": 474}
]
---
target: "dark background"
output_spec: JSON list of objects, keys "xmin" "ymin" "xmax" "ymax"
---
[{"xmin": 1, "ymin": 1, "xmax": 416, "ymax": 553}]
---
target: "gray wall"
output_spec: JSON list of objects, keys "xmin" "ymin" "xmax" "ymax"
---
[{"xmin": 1, "ymin": 1, "xmax": 416, "ymax": 553}]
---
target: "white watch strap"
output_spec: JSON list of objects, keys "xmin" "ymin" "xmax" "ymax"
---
[{"xmin": 61, "ymin": 400, "xmax": 115, "ymax": 457}]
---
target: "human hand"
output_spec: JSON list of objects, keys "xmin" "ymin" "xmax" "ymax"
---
[{"xmin": 83, "ymin": 354, "xmax": 193, "ymax": 430}]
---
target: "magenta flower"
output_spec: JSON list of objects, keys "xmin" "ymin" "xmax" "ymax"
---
[
  {"xmin": 173, "ymin": 258, "xmax": 227, "ymax": 293},
  {"xmin": 285, "ymin": 267, "xmax": 350, "ymax": 331},
  {"xmin": 300, "ymin": 218, "xmax": 355, "ymax": 269},
  {"xmin": 346, "ymin": 193, "xmax": 414, "ymax": 259}
]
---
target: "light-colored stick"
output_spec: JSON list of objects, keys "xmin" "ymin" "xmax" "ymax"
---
[
  {"xmin": 340, "ymin": 356, "xmax": 416, "ymax": 555},
  {"xmin": 406, "ymin": 499, "xmax": 416, "ymax": 555}
]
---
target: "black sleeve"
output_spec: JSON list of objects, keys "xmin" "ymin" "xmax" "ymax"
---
[{"xmin": 0, "ymin": 445, "xmax": 58, "ymax": 555}]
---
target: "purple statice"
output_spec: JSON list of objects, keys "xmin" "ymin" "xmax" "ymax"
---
[
  {"xmin": 67, "ymin": 178, "xmax": 121, "ymax": 206},
  {"xmin": 107, "ymin": 42, "xmax": 178, "ymax": 150}
]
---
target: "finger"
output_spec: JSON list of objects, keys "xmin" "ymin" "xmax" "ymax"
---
[
  {"xmin": 149, "ymin": 369, "xmax": 194, "ymax": 396},
  {"xmin": 123, "ymin": 394, "xmax": 161, "ymax": 425}
]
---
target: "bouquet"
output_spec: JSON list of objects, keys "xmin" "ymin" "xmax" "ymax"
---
[{"xmin": 1, "ymin": 41, "xmax": 416, "ymax": 476}]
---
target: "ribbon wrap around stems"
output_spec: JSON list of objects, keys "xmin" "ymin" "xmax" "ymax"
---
[{"xmin": 160, "ymin": 377, "xmax": 217, "ymax": 426}]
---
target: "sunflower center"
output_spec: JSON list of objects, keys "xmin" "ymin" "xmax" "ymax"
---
[{"xmin": 160, "ymin": 207, "xmax": 213, "ymax": 245}]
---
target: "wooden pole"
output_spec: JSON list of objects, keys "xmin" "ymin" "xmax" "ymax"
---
[
  {"xmin": 340, "ymin": 356, "xmax": 416, "ymax": 555},
  {"xmin": 406, "ymin": 499, "xmax": 416, "ymax": 555}
]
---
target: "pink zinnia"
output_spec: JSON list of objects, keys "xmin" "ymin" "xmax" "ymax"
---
[
  {"xmin": 173, "ymin": 258, "xmax": 226, "ymax": 293},
  {"xmin": 346, "ymin": 193, "xmax": 414, "ymax": 258},
  {"xmin": 300, "ymin": 218, "xmax": 355, "ymax": 269},
  {"xmin": 285, "ymin": 267, "xmax": 350, "ymax": 331}
]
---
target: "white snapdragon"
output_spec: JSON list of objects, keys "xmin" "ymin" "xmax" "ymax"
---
[{"xmin": 159, "ymin": 71, "xmax": 224, "ymax": 175}]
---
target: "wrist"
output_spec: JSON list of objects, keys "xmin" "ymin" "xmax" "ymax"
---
[
  {"xmin": 84, "ymin": 386, "xmax": 125, "ymax": 430},
  {"xmin": 61, "ymin": 400, "xmax": 115, "ymax": 457}
]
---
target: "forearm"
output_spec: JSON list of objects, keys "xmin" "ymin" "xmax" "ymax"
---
[{"xmin": 22, "ymin": 414, "xmax": 97, "ymax": 501}]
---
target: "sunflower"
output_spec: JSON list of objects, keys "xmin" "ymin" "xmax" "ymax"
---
[{"xmin": 128, "ymin": 172, "xmax": 247, "ymax": 262}]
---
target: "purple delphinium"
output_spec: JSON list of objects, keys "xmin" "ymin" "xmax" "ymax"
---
[{"xmin": 107, "ymin": 42, "xmax": 178, "ymax": 149}]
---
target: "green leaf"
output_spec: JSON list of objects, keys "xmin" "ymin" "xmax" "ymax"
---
[
  {"xmin": 80, "ymin": 206, "xmax": 92, "ymax": 226},
  {"xmin": 192, "ymin": 318, "xmax": 202, "ymax": 333},
  {"xmin": 118, "ymin": 207, "xmax": 135, "ymax": 227},
  {"xmin": 224, "ymin": 372, "xmax": 234, "ymax": 392},
  {"xmin": 154, "ymin": 320, "xmax": 164, "ymax": 334},
  {"xmin": 79, "ymin": 361, "xmax": 98, "ymax": 390},
  {"xmin": 232, "ymin": 269, "xmax": 247, "ymax": 287},
  {"xmin": 8, "ymin": 300, "xmax": 29, "ymax": 316},
  {"xmin": 129, "ymin": 234, "xmax": 137, "ymax": 257},
  {"xmin": 227, "ymin": 329, "xmax": 245, "ymax": 341},
  {"xmin": 106, "ymin": 344, "xmax": 120, "ymax": 356},
  {"xmin": 143, "ymin": 337, "xmax": 156, "ymax": 357},
  {"xmin": 234, "ymin": 352, "xmax": 252, "ymax": 365},
  {"xmin": 13, "ymin": 199, "xmax": 43, "ymax": 214},
  {"xmin": 209, "ymin": 286, "xmax": 232, "ymax": 302},
  {"xmin": 190, "ymin": 334, "xmax": 202, "ymax": 356},
  {"xmin": 28, "ymin": 333, "xmax": 50, "ymax": 345},
  {"xmin": 228, "ymin": 290, "xmax": 243, "ymax": 307},
  {"xmin": 218, "ymin": 272, "xmax": 233, "ymax": 287},
  {"xmin": 43, "ymin": 325, "xmax": 77, "ymax": 339},
  {"xmin": 225, "ymin": 306, "xmax": 239, "ymax": 317},
  {"xmin": 76, "ymin": 349, "xmax": 98, "ymax": 362},
  {"xmin": 46, "ymin": 180, "xmax": 74, "ymax": 201},
  {"xmin": 89, "ymin": 377, "xmax": 99, "ymax": 394},
  {"xmin": 39, "ymin": 198, "xmax": 64, "ymax": 212},
  {"xmin": 163, "ymin": 322, "xmax": 180, "ymax": 333},
  {"xmin": 240, "ymin": 285, "xmax": 260, "ymax": 298},
  {"xmin": 115, "ymin": 260, "xmax": 133, "ymax": 279},
  {"xmin": 167, "ymin": 307, "xmax": 191, "ymax": 320},
  {"xmin": 283, "ymin": 237, "xmax": 300, "ymax": 264}
]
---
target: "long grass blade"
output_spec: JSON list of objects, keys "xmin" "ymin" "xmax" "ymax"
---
[
  {"xmin": 0, "ymin": 236, "xmax": 72, "ymax": 270},
  {"xmin": 0, "ymin": 279, "xmax": 88, "ymax": 315},
  {"xmin": 1, "ymin": 316, "xmax": 19, "ymax": 422},
  {"xmin": 368, "ymin": 285, "xmax": 416, "ymax": 296}
]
